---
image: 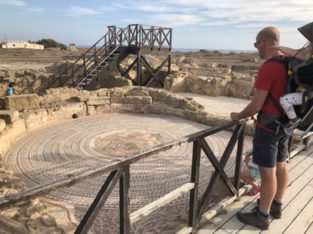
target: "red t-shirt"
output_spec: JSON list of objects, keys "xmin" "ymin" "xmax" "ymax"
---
[{"xmin": 254, "ymin": 59, "xmax": 288, "ymax": 128}]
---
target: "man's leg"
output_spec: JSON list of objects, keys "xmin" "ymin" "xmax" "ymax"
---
[{"xmin": 259, "ymin": 166, "xmax": 277, "ymax": 212}]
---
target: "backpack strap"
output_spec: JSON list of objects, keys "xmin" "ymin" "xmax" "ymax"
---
[
  {"xmin": 266, "ymin": 92, "xmax": 285, "ymax": 116},
  {"xmin": 264, "ymin": 57, "xmax": 289, "ymax": 116}
]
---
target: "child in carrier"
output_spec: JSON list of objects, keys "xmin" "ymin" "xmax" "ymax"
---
[
  {"xmin": 278, "ymin": 43, "xmax": 312, "ymax": 134},
  {"xmin": 275, "ymin": 22, "xmax": 313, "ymax": 135},
  {"xmin": 240, "ymin": 155, "xmax": 261, "ymax": 196}
]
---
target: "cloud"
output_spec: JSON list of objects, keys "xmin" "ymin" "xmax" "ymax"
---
[
  {"xmin": 0, "ymin": 0, "xmax": 26, "ymax": 6},
  {"xmin": 0, "ymin": 0, "xmax": 45, "ymax": 12},
  {"xmin": 67, "ymin": 6, "xmax": 101, "ymax": 16},
  {"xmin": 153, "ymin": 13, "xmax": 204, "ymax": 27},
  {"xmin": 28, "ymin": 7, "xmax": 45, "ymax": 13},
  {"xmin": 114, "ymin": 0, "xmax": 313, "ymax": 28}
]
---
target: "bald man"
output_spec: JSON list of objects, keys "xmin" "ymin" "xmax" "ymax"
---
[{"xmin": 230, "ymin": 26, "xmax": 289, "ymax": 230}]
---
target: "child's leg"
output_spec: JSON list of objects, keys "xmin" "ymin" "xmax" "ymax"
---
[
  {"xmin": 240, "ymin": 168, "xmax": 259, "ymax": 188},
  {"xmin": 279, "ymin": 92, "xmax": 303, "ymax": 120}
]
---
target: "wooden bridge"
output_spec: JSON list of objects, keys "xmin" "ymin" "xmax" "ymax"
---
[{"xmin": 42, "ymin": 24, "xmax": 172, "ymax": 91}]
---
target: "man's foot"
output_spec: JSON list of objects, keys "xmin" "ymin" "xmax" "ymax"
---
[
  {"xmin": 284, "ymin": 117, "xmax": 301, "ymax": 135},
  {"xmin": 257, "ymin": 198, "xmax": 282, "ymax": 219},
  {"xmin": 236, "ymin": 207, "xmax": 269, "ymax": 230}
]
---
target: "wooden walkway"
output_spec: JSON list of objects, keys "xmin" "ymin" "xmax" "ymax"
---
[{"xmin": 197, "ymin": 144, "xmax": 313, "ymax": 234}]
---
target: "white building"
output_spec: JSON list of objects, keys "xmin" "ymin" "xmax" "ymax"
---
[{"xmin": 1, "ymin": 41, "xmax": 44, "ymax": 50}]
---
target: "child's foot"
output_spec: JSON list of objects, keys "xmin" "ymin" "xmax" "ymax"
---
[
  {"xmin": 248, "ymin": 185, "xmax": 261, "ymax": 196},
  {"xmin": 284, "ymin": 117, "xmax": 301, "ymax": 135}
]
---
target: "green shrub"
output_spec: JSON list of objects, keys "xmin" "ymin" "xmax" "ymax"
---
[{"xmin": 36, "ymin": 39, "xmax": 67, "ymax": 50}]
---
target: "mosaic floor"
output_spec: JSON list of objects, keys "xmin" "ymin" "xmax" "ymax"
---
[{"xmin": 4, "ymin": 113, "xmax": 252, "ymax": 233}]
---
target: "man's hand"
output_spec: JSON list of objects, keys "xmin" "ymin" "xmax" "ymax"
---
[{"xmin": 230, "ymin": 112, "xmax": 241, "ymax": 121}]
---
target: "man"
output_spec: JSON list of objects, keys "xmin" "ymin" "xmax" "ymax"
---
[{"xmin": 230, "ymin": 26, "xmax": 289, "ymax": 230}]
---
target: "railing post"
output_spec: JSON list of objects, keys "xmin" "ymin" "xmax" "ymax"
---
[
  {"xmin": 234, "ymin": 122, "xmax": 245, "ymax": 194},
  {"xmin": 71, "ymin": 65, "xmax": 74, "ymax": 80},
  {"xmin": 189, "ymin": 139, "xmax": 201, "ymax": 231},
  {"xmin": 138, "ymin": 25, "xmax": 142, "ymax": 47},
  {"xmin": 137, "ymin": 54, "xmax": 142, "ymax": 86},
  {"xmin": 120, "ymin": 165, "xmax": 130, "ymax": 234},
  {"xmin": 159, "ymin": 28, "xmax": 162, "ymax": 48},
  {"xmin": 169, "ymin": 29, "xmax": 172, "ymax": 49},
  {"xmin": 150, "ymin": 26, "xmax": 154, "ymax": 47},
  {"xmin": 167, "ymin": 55, "xmax": 171, "ymax": 75},
  {"xmin": 83, "ymin": 54, "xmax": 87, "ymax": 77},
  {"xmin": 108, "ymin": 26, "xmax": 116, "ymax": 46},
  {"xmin": 94, "ymin": 46, "xmax": 98, "ymax": 66},
  {"xmin": 119, "ymin": 28, "xmax": 123, "ymax": 46}
]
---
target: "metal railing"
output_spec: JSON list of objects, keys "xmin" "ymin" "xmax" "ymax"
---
[{"xmin": 0, "ymin": 120, "xmax": 244, "ymax": 234}]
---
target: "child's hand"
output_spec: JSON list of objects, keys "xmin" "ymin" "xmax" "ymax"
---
[{"xmin": 243, "ymin": 156, "xmax": 250, "ymax": 165}]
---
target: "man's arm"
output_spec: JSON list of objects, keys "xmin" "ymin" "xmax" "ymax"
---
[{"xmin": 230, "ymin": 89, "xmax": 268, "ymax": 121}]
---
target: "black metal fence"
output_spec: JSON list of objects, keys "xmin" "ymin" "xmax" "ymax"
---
[
  {"xmin": 108, "ymin": 24, "xmax": 172, "ymax": 49},
  {"xmin": 0, "ymin": 120, "xmax": 245, "ymax": 233},
  {"xmin": 40, "ymin": 24, "xmax": 172, "ymax": 91}
]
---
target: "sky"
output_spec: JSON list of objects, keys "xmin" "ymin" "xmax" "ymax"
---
[{"xmin": 0, "ymin": 0, "xmax": 312, "ymax": 51}]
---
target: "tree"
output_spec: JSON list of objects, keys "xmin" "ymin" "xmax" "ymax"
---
[{"xmin": 36, "ymin": 39, "xmax": 67, "ymax": 50}]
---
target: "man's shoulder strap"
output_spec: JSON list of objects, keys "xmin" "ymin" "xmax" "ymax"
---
[
  {"xmin": 266, "ymin": 92, "xmax": 285, "ymax": 116},
  {"xmin": 264, "ymin": 57, "xmax": 289, "ymax": 117},
  {"xmin": 265, "ymin": 57, "xmax": 289, "ymax": 69}
]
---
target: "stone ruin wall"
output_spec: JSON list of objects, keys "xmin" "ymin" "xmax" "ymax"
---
[{"xmin": 0, "ymin": 52, "xmax": 259, "ymax": 100}]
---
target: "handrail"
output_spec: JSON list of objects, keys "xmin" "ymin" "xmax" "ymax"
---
[{"xmin": 0, "ymin": 120, "xmax": 245, "ymax": 234}]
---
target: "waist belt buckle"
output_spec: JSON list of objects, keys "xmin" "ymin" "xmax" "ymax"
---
[{"xmin": 275, "ymin": 122, "xmax": 281, "ymax": 135}]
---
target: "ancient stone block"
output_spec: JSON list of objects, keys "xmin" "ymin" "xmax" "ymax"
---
[
  {"xmin": 110, "ymin": 91, "xmax": 124, "ymax": 103},
  {"xmin": 5, "ymin": 94, "xmax": 40, "ymax": 111},
  {"xmin": 0, "ymin": 119, "xmax": 5, "ymax": 133},
  {"xmin": 0, "ymin": 110, "xmax": 19, "ymax": 124},
  {"xmin": 124, "ymin": 96, "xmax": 152, "ymax": 105},
  {"xmin": 110, "ymin": 104, "xmax": 147, "ymax": 113},
  {"xmin": 21, "ymin": 109, "xmax": 49, "ymax": 130},
  {"xmin": 96, "ymin": 89, "xmax": 110, "ymax": 97},
  {"xmin": 125, "ymin": 88, "xmax": 149, "ymax": 97},
  {"xmin": 39, "ymin": 95, "xmax": 63, "ymax": 108},
  {"xmin": 87, "ymin": 105, "xmax": 111, "ymax": 115},
  {"xmin": 0, "ymin": 97, "xmax": 4, "ymax": 109},
  {"xmin": 87, "ymin": 97, "xmax": 110, "ymax": 106}
]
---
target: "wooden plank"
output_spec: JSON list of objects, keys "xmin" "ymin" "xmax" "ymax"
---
[
  {"xmin": 120, "ymin": 166, "xmax": 130, "ymax": 234},
  {"xmin": 283, "ymin": 194, "xmax": 313, "ymax": 234},
  {"xmin": 303, "ymin": 220, "xmax": 313, "ymax": 233},
  {"xmin": 213, "ymin": 229, "xmax": 232, "ymax": 234},
  {"xmin": 130, "ymin": 183, "xmax": 194, "ymax": 223},
  {"xmin": 176, "ymin": 226, "xmax": 192, "ymax": 234},
  {"xmin": 189, "ymin": 140, "xmax": 201, "ymax": 229}
]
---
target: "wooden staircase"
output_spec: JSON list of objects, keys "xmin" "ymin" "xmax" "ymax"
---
[{"xmin": 42, "ymin": 24, "xmax": 172, "ymax": 92}]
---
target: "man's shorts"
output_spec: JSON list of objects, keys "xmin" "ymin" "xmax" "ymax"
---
[{"xmin": 252, "ymin": 126, "xmax": 289, "ymax": 168}]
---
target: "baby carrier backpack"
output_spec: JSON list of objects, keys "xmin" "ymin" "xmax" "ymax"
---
[{"xmin": 260, "ymin": 22, "xmax": 313, "ymax": 136}]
